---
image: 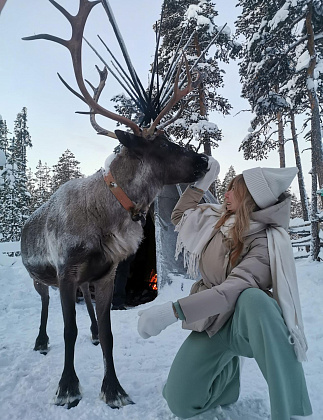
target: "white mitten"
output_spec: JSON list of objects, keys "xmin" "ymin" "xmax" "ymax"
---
[
  {"xmin": 194, "ymin": 156, "xmax": 220, "ymax": 192},
  {"xmin": 137, "ymin": 301, "xmax": 177, "ymax": 339}
]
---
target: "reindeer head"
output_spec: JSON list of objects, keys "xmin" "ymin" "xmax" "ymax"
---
[{"xmin": 115, "ymin": 130, "xmax": 208, "ymax": 185}]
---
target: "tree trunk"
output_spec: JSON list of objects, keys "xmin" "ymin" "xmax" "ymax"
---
[
  {"xmin": 305, "ymin": 4, "xmax": 322, "ymax": 259},
  {"xmin": 310, "ymin": 167, "xmax": 320, "ymax": 260},
  {"xmin": 194, "ymin": 33, "xmax": 211, "ymax": 156},
  {"xmin": 290, "ymin": 111, "xmax": 309, "ymax": 221},
  {"xmin": 277, "ymin": 110, "xmax": 285, "ymax": 168},
  {"xmin": 194, "ymin": 34, "xmax": 216, "ymax": 196}
]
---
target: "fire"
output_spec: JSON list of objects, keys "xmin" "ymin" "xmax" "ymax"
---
[{"xmin": 148, "ymin": 269, "xmax": 158, "ymax": 291}]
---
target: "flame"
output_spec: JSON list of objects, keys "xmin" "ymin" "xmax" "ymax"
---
[{"xmin": 148, "ymin": 269, "xmax": 158, "ymax": 291}]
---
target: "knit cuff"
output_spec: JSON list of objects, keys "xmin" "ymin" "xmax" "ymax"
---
[
  {"xmin": 173, "ymin": 301, "xmax": 186, "ymax": 321},
  {"xmin": 190, "ymin": 185, "xmax": 204, "ymax": 193}
]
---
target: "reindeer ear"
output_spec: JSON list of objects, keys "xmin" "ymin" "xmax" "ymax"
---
[{"xmin": 115, "ymin": 130, "xmax": 147, "ymax": 153}]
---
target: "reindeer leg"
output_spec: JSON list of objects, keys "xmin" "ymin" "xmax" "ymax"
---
[
  {"xmin": 55, "ymin": 277, "xmax": 81, "ymax": 409},
  {"xmin": 33, "ymin": 280, "xmax": 50, "ymax": 354},
  {"xmin": 95, "ymin": 265, "xmax": 134, "ymax": 408},
  {"xmin": 79, "ymin": 283, "xmax": 99, "ymax": 345}
]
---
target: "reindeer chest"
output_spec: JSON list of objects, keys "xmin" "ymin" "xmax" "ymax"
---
[{"xmin": 102, "ymin": 220, "xmax": 144, "ymax": 263}]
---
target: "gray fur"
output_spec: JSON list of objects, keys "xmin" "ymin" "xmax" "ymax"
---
[{"xmin": 21, "ymin": 130, "xmax": 208, "ymax": 408}]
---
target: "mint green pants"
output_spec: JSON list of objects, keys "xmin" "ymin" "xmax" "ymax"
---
[{"xmin": 163, "ymin": 288, "xmax": 312, "ymax": 420}]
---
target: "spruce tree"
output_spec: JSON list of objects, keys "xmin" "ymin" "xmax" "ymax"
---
[{"xmin": 52, "ymin": 150, "xmax": 84, "ymax": 193}]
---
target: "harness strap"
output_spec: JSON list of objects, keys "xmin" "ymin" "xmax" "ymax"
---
[
  {"xmin": 103, "ymin": 171, "xmax": 146, "ymax": 225},
  {"xmin": 104, "ymin": 171, "xmax": 135, "ymax": 212}
]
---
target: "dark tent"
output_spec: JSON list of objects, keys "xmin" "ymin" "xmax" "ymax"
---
[{"xmin": 123, "ymin": 185, "xmax": 217, "ymax": 306}]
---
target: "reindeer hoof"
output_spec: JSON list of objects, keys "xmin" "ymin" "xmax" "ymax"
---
[
  {"xmin": 55, "ymin": 395, "xmax": 82, "ymax": 409},
  {"xmin": 91, "ymin": 335, "xmax": 100, "ymax": 346},
  {"xmin": 34, "ymin": 335, "xmax": 49, "ymax": 354},
  {"xmin": 55, "ymin": 376, "xmax": 82, "ymax": 408},
  {"xmin": 100, "ymin": 390, "xmax": 134, "ymax": 408}
]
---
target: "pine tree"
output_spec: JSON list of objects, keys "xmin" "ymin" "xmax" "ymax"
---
[
  {"xmin": 0, "ymin": 109, "xmax": 32, "ymax": 242},
  {"xmin": 110, "ymin": 1, "xmax": 239, "ymax": 154},
  {"xmin": 12, "ymin": 107, "xmax": 32, "ymax": 173},
  {"xmin": 0, "ymin": 117, "xmax": 9, "ymax": 157},
  {"xmin": 236, "ymin": 0, "xmax": 293, "ymax": 165},
  {"xmin": 111, "ymin": 94, "xmax": 144, "ymax": 126},
  {"xmin": 290, "ymin": 193, "xmax": 304, "ymax": 219},
  {"xmin": 216, "ymin": 165, "xmax": 236, "ymax": 203},
  {"xmin": 236, "ymin": 0, "xmax": 317, "ymax": 225},
  {"xmin": 0, "ymin": 163, "xmax": 17, "ymax": 241},
  {"xmin": 0, "ymin": 117, "xmax": 8, "ymax": 172},
  {"xmin": 52, "ymin": 150, "xmax": 84, "ymax": 193},
  {"xmin": 26, "ymin": 161, "xmax": 53, "ymax": 213},
  {"xmin": 283, "ymin": 0, "xmax": 323, "ymax": 259},
  {"xmin": 26, "ymin": 167, "xmax": 37, "ymax": 213},
  {"xmin": 154, "ymin": 0, "xmax": 238, "ymax": 154},
  {"xmin": 34, "ymin": 160, "xmax": 52, "ymax": 207}
]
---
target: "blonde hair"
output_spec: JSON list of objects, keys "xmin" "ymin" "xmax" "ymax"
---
[{"xmin": 215, "ymin": 174, "xmax": 258, "ymax": 266}]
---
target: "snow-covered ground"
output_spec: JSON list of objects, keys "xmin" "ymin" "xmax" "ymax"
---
[{"xmin": 0, "ymin": 256, "xmax": 322, "ymax": 420}]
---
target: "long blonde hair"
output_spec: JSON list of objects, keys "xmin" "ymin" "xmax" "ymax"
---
[{"xmin": 215, "ymin": 174, "xmax": 258, "ymax": 266}]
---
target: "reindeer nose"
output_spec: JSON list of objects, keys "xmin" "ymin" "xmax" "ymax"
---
[
  {"xmin": 200, "ymin": 154, "xmax": 208, "ymax": 162},
  {"xmin": 199, "ymin": 154, "xmax": 209, "ymax": 170}
]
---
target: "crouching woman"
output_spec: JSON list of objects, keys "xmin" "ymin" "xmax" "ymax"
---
[{"xmin": 137, "ymin": 158, "xmax": 312, "ymax": 420}]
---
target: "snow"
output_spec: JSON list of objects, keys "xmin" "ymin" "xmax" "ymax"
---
[
  {"xmin": 189, "ymin": 120, "xmax": 219, "ymax": 136},
  {"xmin": 217, "ymin": 24, "xmax": 232, "ymax": 37},
  {"xmin": 0, "ymin": 149, "xmax": 6, "ymax": 167},
  {"xmin": 289, "ymin": 217, "xmax": 307, "ymax": 227},
  {"xmin": 0, "ymin": 256, "xmax": 322, "ymax": 420},
  {"xmin": 184, "ymin": 2, "xmax": 214, "ymax": 34},
  {"xmin": 103, "ymin": 153, "xmax": 116, "ymax": 175},
  {"xmin": 296, "ymin": 50, "xmax": 311, "ymax": 73},
  {"xmin": 269, "ymin": 2, "xmax": 290, "ymax": 30}
]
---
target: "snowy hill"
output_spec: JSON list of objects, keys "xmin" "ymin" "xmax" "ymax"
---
[{"xmin": 0, "ymin": 257, "xmax": 322, "ymax": 420}]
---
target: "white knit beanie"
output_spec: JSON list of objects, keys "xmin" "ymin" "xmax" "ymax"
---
[{"xmin": 242, "ymin": 167, "xmax": 298, "ymax": 209}]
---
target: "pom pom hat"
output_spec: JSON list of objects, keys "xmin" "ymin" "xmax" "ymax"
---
[{"xmin": 242, "ymin": 167, "xmax": 298, "ymax": 209}]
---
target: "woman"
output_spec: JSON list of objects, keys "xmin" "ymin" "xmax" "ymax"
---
[{"xmin": 137, "ymin": 158, "xmax": 312, "ymax": 420}]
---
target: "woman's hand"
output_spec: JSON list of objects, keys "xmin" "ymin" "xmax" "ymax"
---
[
  {"xmin": 137, "ymin": 301, "xmax": 178, "ymax": 339},
  {"xmin": 194, "ymin": 156, "xmax": 220, "ymax": 192}
]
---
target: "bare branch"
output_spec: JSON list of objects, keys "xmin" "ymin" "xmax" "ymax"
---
[{"xmin": 233, "ymin": 109, "xmax": 252, "ymax": 117}]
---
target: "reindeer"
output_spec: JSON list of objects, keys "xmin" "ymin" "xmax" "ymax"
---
[{"xmin": 21, "ymin": 0, "xmax": 208, "ymax": 410}]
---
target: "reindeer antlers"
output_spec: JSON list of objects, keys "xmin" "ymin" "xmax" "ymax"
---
[
  {"xmin": 23, "ymin": 0, "xmax": 141, "ymax": 138},
  {"xmin": 146, "ymin": 55, "xmax": 202, "ymax": 136},
  {"xmin": 23, "ymin": 0, "xmax": 201, "ymax": 140}
]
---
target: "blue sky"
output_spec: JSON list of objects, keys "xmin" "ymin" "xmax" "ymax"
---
[{"xmin": 0, "ymin": 0, "xmax": 311, "ymax": 195}]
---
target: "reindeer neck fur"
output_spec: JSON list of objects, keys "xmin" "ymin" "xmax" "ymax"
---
[{"xmin": 108, "ymin": 148, "xmax": 163, "ymax": 212}]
